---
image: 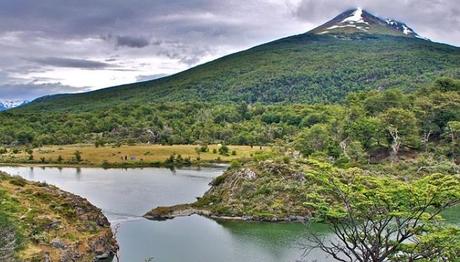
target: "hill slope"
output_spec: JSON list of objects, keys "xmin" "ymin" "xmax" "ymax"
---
[
  {"xmin": 15, "ymin": 9, "xmax": 460, "ymax": 112},
  {"xmin": 0, "ymin": 173, "xmax": 118, "ymax": 261}
]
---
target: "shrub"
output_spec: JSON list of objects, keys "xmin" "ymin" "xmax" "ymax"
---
[
  {"xmin": 73, "ymin": 151, "xmax": 82, "ymax": 162},
  {"xmin": 219, "ymin": 145, "xmax": 230, "ymax": 156}
]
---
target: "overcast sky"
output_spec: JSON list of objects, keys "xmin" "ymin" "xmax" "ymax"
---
[{"xmin": 0, "ymin": 0, "xmax": 458, "ymax": 100}]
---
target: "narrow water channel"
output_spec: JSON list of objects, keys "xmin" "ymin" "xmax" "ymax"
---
[{"xmin": 0, "ymin": 166, "xmax": 333, "ymax": 262}]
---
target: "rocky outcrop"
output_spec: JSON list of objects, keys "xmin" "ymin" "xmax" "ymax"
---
[
  {"xmin": 0, "ymin": 172, "xmax": 118, "ymax": 261},
  {"xmin": 144, "ymin": 161, "xmax": 316, "ymax": 223}
]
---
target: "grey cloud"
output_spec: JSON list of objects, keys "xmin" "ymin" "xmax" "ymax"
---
[
  {"xmin": 0, "ymin": 82, "xmax": 89, "ymax": 100},
  {"xmin": 115, "ymin": 36, "xmax": 150, "ymax": 48},
  {"xmin": 28, "ymin": 57, "xmax": 114, "ymax": 69},
  {"xmin": 0, "ymin": 0, "xmax": 458, "ymax": 101}
]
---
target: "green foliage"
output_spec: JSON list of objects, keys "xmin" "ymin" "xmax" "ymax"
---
[
  {"xmin": 308, "ymin": 172, "xmax": 460, "ymax": 261},
  {"xmin": 218, "ymin": 145, "xmax": 230, "ymax": 156},
  {"xmin": 434, "ymin": 77, "xmax": 460, "ymax": 92},
  {"xmin": 294, "ymin": 124, "xmax": 336, "ymax": 156},
  {"xmin": 0, "ymin": 78, "xmax": 459, "ymax": 164}
]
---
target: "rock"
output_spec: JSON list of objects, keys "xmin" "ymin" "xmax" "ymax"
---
[
  {"xmin": 46, "ymin": 220, "xmax": 61, "ymax": 230},
  {"xmin": 290, "ymin": 173, "xmax": 306, "ymax": 182},
  {"xmin": 288, "ymin": 216, "xmax": 307, "ymax": 222},
  {"xmin": 241, "ymin": 215, "xmax": 253, "ymax": 221},
  {"xmin": 60, "ymin": 248, "xmax": 80, "ymax": 262},
  {"xmin": 51, "ymin": 238, "xmax": 67, "ymax": 249},
  {"xmin": 143, "ymin": 204, "xmax": 198, "ymax": 220},
  {"xmin": 44, "ymin": 253, "xmax": 51, "ymax": 262},
  {"xmin": 94, "ymin": 252, "xmax": 110, "ymax": 260},
  {"xmin": 240, "ymin": 169, "xmax": 256, "ymax": 180}
]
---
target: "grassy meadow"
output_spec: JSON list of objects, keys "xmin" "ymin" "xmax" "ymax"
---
[{"xmin": 0, "ymin": 144, "xmax": 270, "ymax": 167}]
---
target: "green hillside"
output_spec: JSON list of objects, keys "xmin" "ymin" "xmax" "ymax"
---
[{"xmin": 16, "ymin": 33, "xmax": 460, "ymax": 112}]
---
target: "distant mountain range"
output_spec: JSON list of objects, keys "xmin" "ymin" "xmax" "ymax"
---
[
  {"xmin": 13, "ymin": 8, "xmax": 460, "ymax": 112},
  {"xmin": 0, "ymin": 99, "xmax": 28, "ymax": 111}
]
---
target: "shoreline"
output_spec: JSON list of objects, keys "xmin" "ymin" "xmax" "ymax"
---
[{"xmin": 0, "ymin": 160, "xmax": 230, "ymax": 169}]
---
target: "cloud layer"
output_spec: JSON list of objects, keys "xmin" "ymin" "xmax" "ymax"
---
[{"xmin": 0, "ymin": 0, "xmax": 458, "ymax": 100}]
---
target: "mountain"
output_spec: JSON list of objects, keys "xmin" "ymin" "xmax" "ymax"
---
[
  {"xmin": 309, "ymin": 8, "xmax": 422, "ymax": 38},
  {"xmin": 0, "ymin": 99, "xmax": 28, "ymax": 111},
  {"xmin": 14, "ymin": 9, "xmax": 460, "ymax": 112}
]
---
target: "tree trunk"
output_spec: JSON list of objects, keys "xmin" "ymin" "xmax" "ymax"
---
[{"xmin": 388, "ymin": 127, "xmax": 400, "ymax": 164}]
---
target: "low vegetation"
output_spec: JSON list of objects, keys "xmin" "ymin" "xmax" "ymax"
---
[{"xmin": 0, "ymin": 172, "xmax": 118, "ymax": 261}]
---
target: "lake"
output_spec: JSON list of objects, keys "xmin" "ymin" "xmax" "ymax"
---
[{"xmin": 0, "ymin": 166, "xmax": 332, "ymax": 262}]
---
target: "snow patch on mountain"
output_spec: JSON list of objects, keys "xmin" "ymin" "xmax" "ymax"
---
[
  {"xmin": 0, "ymin": 99, "xmax": 28, "ymax": 111},
  {"xmin": 311, "ymin": 8, "xmax": 427, "ymax": 40},
  {"xmin": 327, "ymin": 24, "xmax": 368, "ymax": 32},
  {"xmin": 341, "ymin": 8, "xmax": 369, "ymax": 25},
  {"xmin": 385, "ymin": 19, "xmax": 417, "ymax": 36}
]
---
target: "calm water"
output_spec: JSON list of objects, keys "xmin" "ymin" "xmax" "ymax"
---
[{"xmin": 0, "ymin": 166, "xmax": 332, "ymax": 262}]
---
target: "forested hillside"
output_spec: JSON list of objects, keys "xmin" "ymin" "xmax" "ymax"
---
[
  {"xmin": 14, "ymin": 33, "xmax": 460, "ymax": 112},
  {"xmin": 1, "ymin": 78, "xmax": 459, "ymax": 164}
]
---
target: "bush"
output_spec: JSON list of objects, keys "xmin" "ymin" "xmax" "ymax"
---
[
  {"xmin": 219, "ymin": 145, "xmax": 230, "ymax": 156},
  {"xmin": 230, "ymin": 160, "xmax": 242, "ymax": 168},
  {"xmin": 73, "ymin": 151, "xmax": 82, "ymax": 162},
  {"xmin": 9, "ymin": 176, "xmax": 26, "ymax": 187}
]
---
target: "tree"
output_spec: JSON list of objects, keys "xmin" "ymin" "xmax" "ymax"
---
[
  {"xmin": 344, "ymin": 141, "xmax": 368, "ymax": 164},
  {"xmin": 413, "ymin": 97, "xmax": 440, "ymax": 152},
  {"xmin": 434, "ymin": 78, "xmax": 460, "ymax": 92},
  {"xmin": 446, "ymin": 121, "xmax": 460, "ymax": 159},
  {"xmin": 346, "ymin": 117, "xmax": 383, "ymax": 150},
  {"xmin": 294, "ymin": 124, "xmax": 335, "ymax": 156},
  {"xmin": 74, "ymin": 150, "xmax": 82, "ymax": 162},
  {"xmin": 379, "ymin": 108, "xmax": 419, "ymax": 162},
  {"xmin": 446, "ymin": 121, "xmax": 460, "ymax": 144},
  {"xmin": 304, "ymin": 173, "xmax": 460, "ymax": 262}
]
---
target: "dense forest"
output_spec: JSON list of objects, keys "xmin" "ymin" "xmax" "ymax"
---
[
  {"xmin": 14, "ymin": 34, "xmax": 460, "ymax": 112},
  {"xmin": 1, "ymin": 78, "xmax": 459, "ymax": 163}
]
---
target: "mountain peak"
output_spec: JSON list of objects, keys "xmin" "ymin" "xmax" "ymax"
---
[{"xmin": 309, "ymin": 8, "xmax": 425, "ymax": 39}]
